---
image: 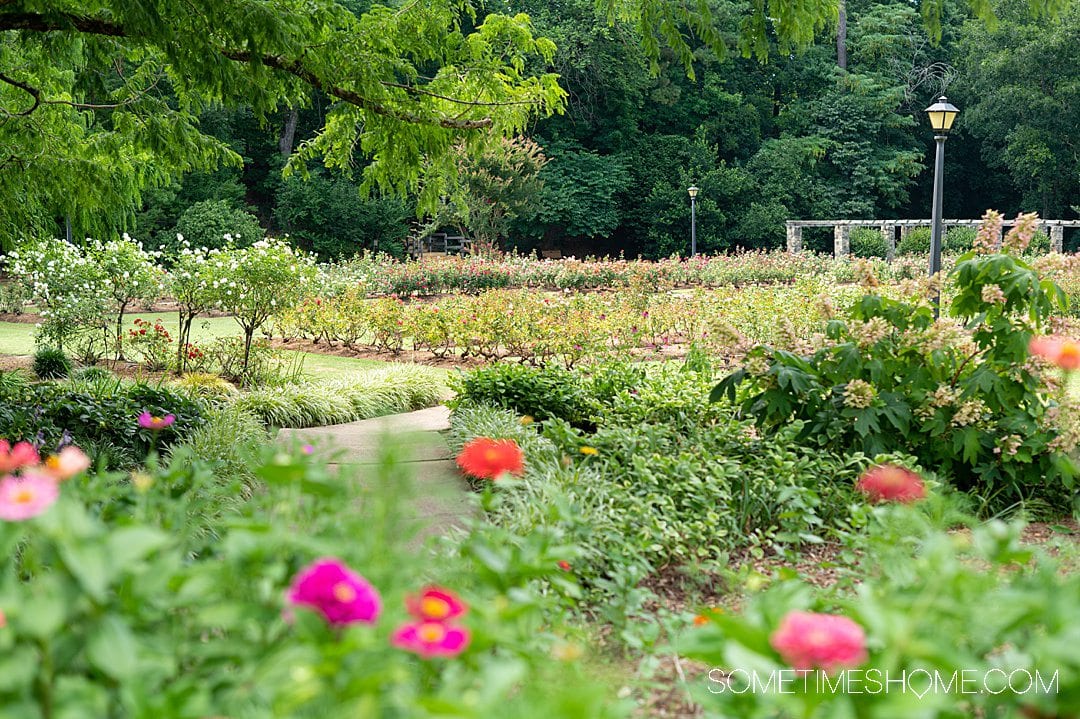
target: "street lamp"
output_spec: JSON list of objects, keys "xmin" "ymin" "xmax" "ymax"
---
[
  {"xmin": 924, "ymin": 95, "xmax": 959, "ymax": 317},
  {"xmin": 688, "ymin": 185, "xmax": 699, "ymax": 258}
]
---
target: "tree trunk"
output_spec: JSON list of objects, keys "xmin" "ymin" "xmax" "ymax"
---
[
  {"xmin": 115, "ymin": 302, "xmax": 128, "ymax": 361},
  {"xmin": 242, "ymin": 327, "xmax": 254, "ymax": 385},
  {"xmin": 836, "ymin": 0, "xmax": 848, "ymax": 70},
  {"xmin": 279, "ymin": 108, "xmax": 299, "ymax": 158}
]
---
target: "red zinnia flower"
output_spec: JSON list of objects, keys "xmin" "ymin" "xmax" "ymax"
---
[
  {"xmin": 856, "ymin": 465, "xmax": 926, "ymax": 504},
  {"xmin": 456, "ymin": 437, "xmax": 525, "ymax": 480}
]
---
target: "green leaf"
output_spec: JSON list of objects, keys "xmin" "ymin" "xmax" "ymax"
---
[{"xmin": 87, "ymin": 615, "xmax": 139, "ymax": 681}]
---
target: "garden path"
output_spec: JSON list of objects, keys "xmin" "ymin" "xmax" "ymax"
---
[{"xmin": 276, "ymin": 406, "xmax": 474, "ymax": 539}]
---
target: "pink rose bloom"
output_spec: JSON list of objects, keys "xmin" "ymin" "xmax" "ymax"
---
[
  {"xmin": 0, "ymin": 440, "xmax": 40, "ymax": 474},
  {"xmin": 41, "ymin": 446, "xmax": 91, "ymax": 481},
  {"xmin": 770, "ymin": 611, "xmax": 868, "ymax": 674},
  {"xmin": 286, "ymin": 558, "xmax": 381, "ymax": 626},
  {"xmin": 391, "ymin": 620, "xmax": 471, "ymax": 659},
  {"xmin": 0, "ymin": 472, "xmax": 60, "ymax": 521},
  {"xmin": 138, "ymin": 412, "xmax": 176, "ymax": 431},
  {"xmin": 405, "ymin": 586, "xmax": 467, "ymax": 622},
  {"xmin": 856, "ymin": 465, "xmax": 927, "ymax": 504}
]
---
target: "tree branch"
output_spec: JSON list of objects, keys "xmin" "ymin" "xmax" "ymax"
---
[
  {"xmin": 0, "ymin": 10, "xmax": 497, "ymax": 130},
  {"xmin": 0, "ymin": 71, "xmax": 40, "ymax": 115}
]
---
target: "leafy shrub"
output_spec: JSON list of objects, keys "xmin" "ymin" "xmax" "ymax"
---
[
  {"xmin": 274, "ymin": 174, "xmax": 409, "ymax": 260},
  {"xmin": 448, "ymin": 403, "xmax": 909, "ymax": 583},
  {"xmin": 449, "ymin": 363, "xmax": 597, "ymax": 427},
  {"xmin": 0, "ymin": 280, "xmax": 28, "ymax": 314},
  {"xmin": 72, "ymin": 366, "xmax": 115, "ymax": 382},
  {"xmin": 850, "ymin": 228, "xmax": 887, "ymax": 258},
  {"xmin": 0, "ymin": 378, "xmax": 204, "ymax": 466},
  {"xmin": 715, "ymin": 248, "xmax": 1075, "ymax": 513},
  {"xmin": 945, "ymin": 225, "xmax": 976, "ymax": 252},
  {"xmin": 33, "ymin": 347, "xmax": 71, "ymax": 379},
  {"xmin": 126, "ymin": 317, "xmax": 174, "ymax": 370},
  {"xmin": 172, "ymin": 199, "xmax": 263, "ymax": 251},
  {"xmin": 896, "ymin": 226, "xmax": 932, "ymax": 255}
]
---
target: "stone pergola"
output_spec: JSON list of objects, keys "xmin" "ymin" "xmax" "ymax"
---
[{"xmin": 785, "ymin": 219, "xmax": 1080, "ymax": 258}]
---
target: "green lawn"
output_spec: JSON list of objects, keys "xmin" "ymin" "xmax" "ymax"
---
[{"xmin": 0, "ymin": 313, "xmax": 448, "ymax": 382}]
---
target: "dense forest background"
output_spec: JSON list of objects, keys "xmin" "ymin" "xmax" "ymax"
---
[{"xmin": 45, "ymin": 0, "xmax": 1080, "ymax": 257}]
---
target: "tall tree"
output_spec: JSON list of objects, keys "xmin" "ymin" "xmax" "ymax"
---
[{"xmin": 0, "ymin": 0, "xmax": 565, "ymax": 241}]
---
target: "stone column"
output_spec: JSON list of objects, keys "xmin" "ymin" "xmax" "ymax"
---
[
  {"xmin": 833, "ymin": 225, "xmax": 850, "ymax": 258},
  {"xmin": 881, "ymin": 224, "xmax": 895, "ymax": 262},
  {"xmin": 786, "ymin": 223, "xmax": 803, "ymax": 253},
  {"xmin": 1051, "ymin": 225, "xmax": 1064, "ymax": 253}
]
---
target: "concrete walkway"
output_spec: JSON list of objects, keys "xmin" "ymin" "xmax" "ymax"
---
[{"xmin": 276, "ymin": 406, "xmax": 474, "ymax": 539}]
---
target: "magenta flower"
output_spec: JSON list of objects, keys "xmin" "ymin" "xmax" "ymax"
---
[
  {"xmin": 0, "ymin": 440, "xmax": 40, "ymax": 474},
  {"xmin": 391, "ymin": 620, "xmax": 471, "ymax": 659},
  {"xmin": 770, "ymin": 611, "xmax": 868, "ymax": 675},
  {"xmin": 138, "ymin": 412, "xmax": 176, "ymax": 431},
  {"xmin": 286, "ymin": 558, "xmax": 381, "ymax": 626},
  {"xmin": 0, "ymin": 472, "xmax": 60, "ymax": 521}
]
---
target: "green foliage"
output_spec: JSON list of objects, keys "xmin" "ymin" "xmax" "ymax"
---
[
  {"xmin": 172, "ymin": 199, "xmax": 263, "ymax": 252},
  {"xmin": 33, "ymin": 347, "xmax": 71, "ymax": 380},
  {"xmin": 956, "ymin": 0, "xmax": 1080, "ymax": 219},
  {"xmin": 169, "ymin": 372, "xmax": 241, "ymax": 405},
  {"xmin": 0, "ymin": 1, "xmax": 566, "ymax": 238},
  {"xmin": 232, "ymin": 366, "xmax": 445, "ymax": 428},
  {"xmin": 850, "ymin": 228, "xmax": 887, "ymax": 258},
  {"xmin": 449, "ymin": 364, "xmax": 598, "ymax": 427},
  {"xmin": 439, "ymin": 137, "xmax": 548, "ymax": 254},
  {"xmin": 0, "ymin": 378, "xmax": 204, "ymax": 466},
  {"xmin": 896, "ymin": 227, "xmax": 932, "ymax": 255},
  {"xmin": 0, "ymin": 443, "xmax": 626, "ymax": 717},
  {"xmin": 275, "ymin": 174, "xmax": 408, "ymax": 260},
  {"xmin": 514, "ymin": 142, "xmax": 630, "ymax": 247},
  {"xmin": 945, "ymin": 226, "xmax": 977, "ymax": 252},
  {"xmin": 204, "ymin": 239, "xmax": 317, "ymax": 378},
  {"xmin": 448, "ymin": 376, "xmax": 911, "ymax": 594},
  {"xmin": 713, "ymin": 249, "xmax": 1076, "ymax": 513},
  {"xmin": 682, "ymin": 508, "xmax": 1080, "ymax": 718}
]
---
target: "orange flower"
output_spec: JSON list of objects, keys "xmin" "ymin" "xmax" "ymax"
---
[{"xmin": 456, "ymin": 437, "xmax": 525, "ymax": 480}]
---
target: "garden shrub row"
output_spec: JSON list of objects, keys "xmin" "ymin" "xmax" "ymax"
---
[
  {"xmin": 231, "ymin": 365, "xmax": 446, "ymax": 428},
  {"xmin": 275, "ymin": 280, "xmax": 884, "ymax": 366},
  {"xmin": 0, "ymin": 371, "xmax": 202, "ymax": 467}
]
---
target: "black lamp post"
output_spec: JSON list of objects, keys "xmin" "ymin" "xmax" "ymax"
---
[
  {"xmin": 924, "ymin": 95, "xmax": 959, "ymax": 316},
  {"xmin": 688, "ymin": 185, "xmax": 699, "ymax": 258}
]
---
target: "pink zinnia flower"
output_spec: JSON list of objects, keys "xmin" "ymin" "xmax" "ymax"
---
[
  {"xmin": 770, "ymin": 611, "xmax": 868, "ymax": 674},
  {"xmin": 856, "ymin": 465, "xmax": 927, "ymax": 504},
  {"xmin": 391, "ymin": 620, "xmax": 471, "ymax": 659},
  {"xmin": 286, "ymin": 558, "xmax": 381, "ymax": 626},
  {"xmin": 41, "ymin": 446, "xmax": 91, "ymax": 481},
  {"xmin": 405, "ymin": 586, "xmax": 467, "ymax": 622},
  {"xmin": 138, "ymin": 412, "xmax": 176, "ymax": 431},
  {"xmin": 0, "ymin": 473, "xmax": 60, "ymax": 521},
  {"xmin": 0, "ymin": 440, "xmax": 40, "ymax": 474}
]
